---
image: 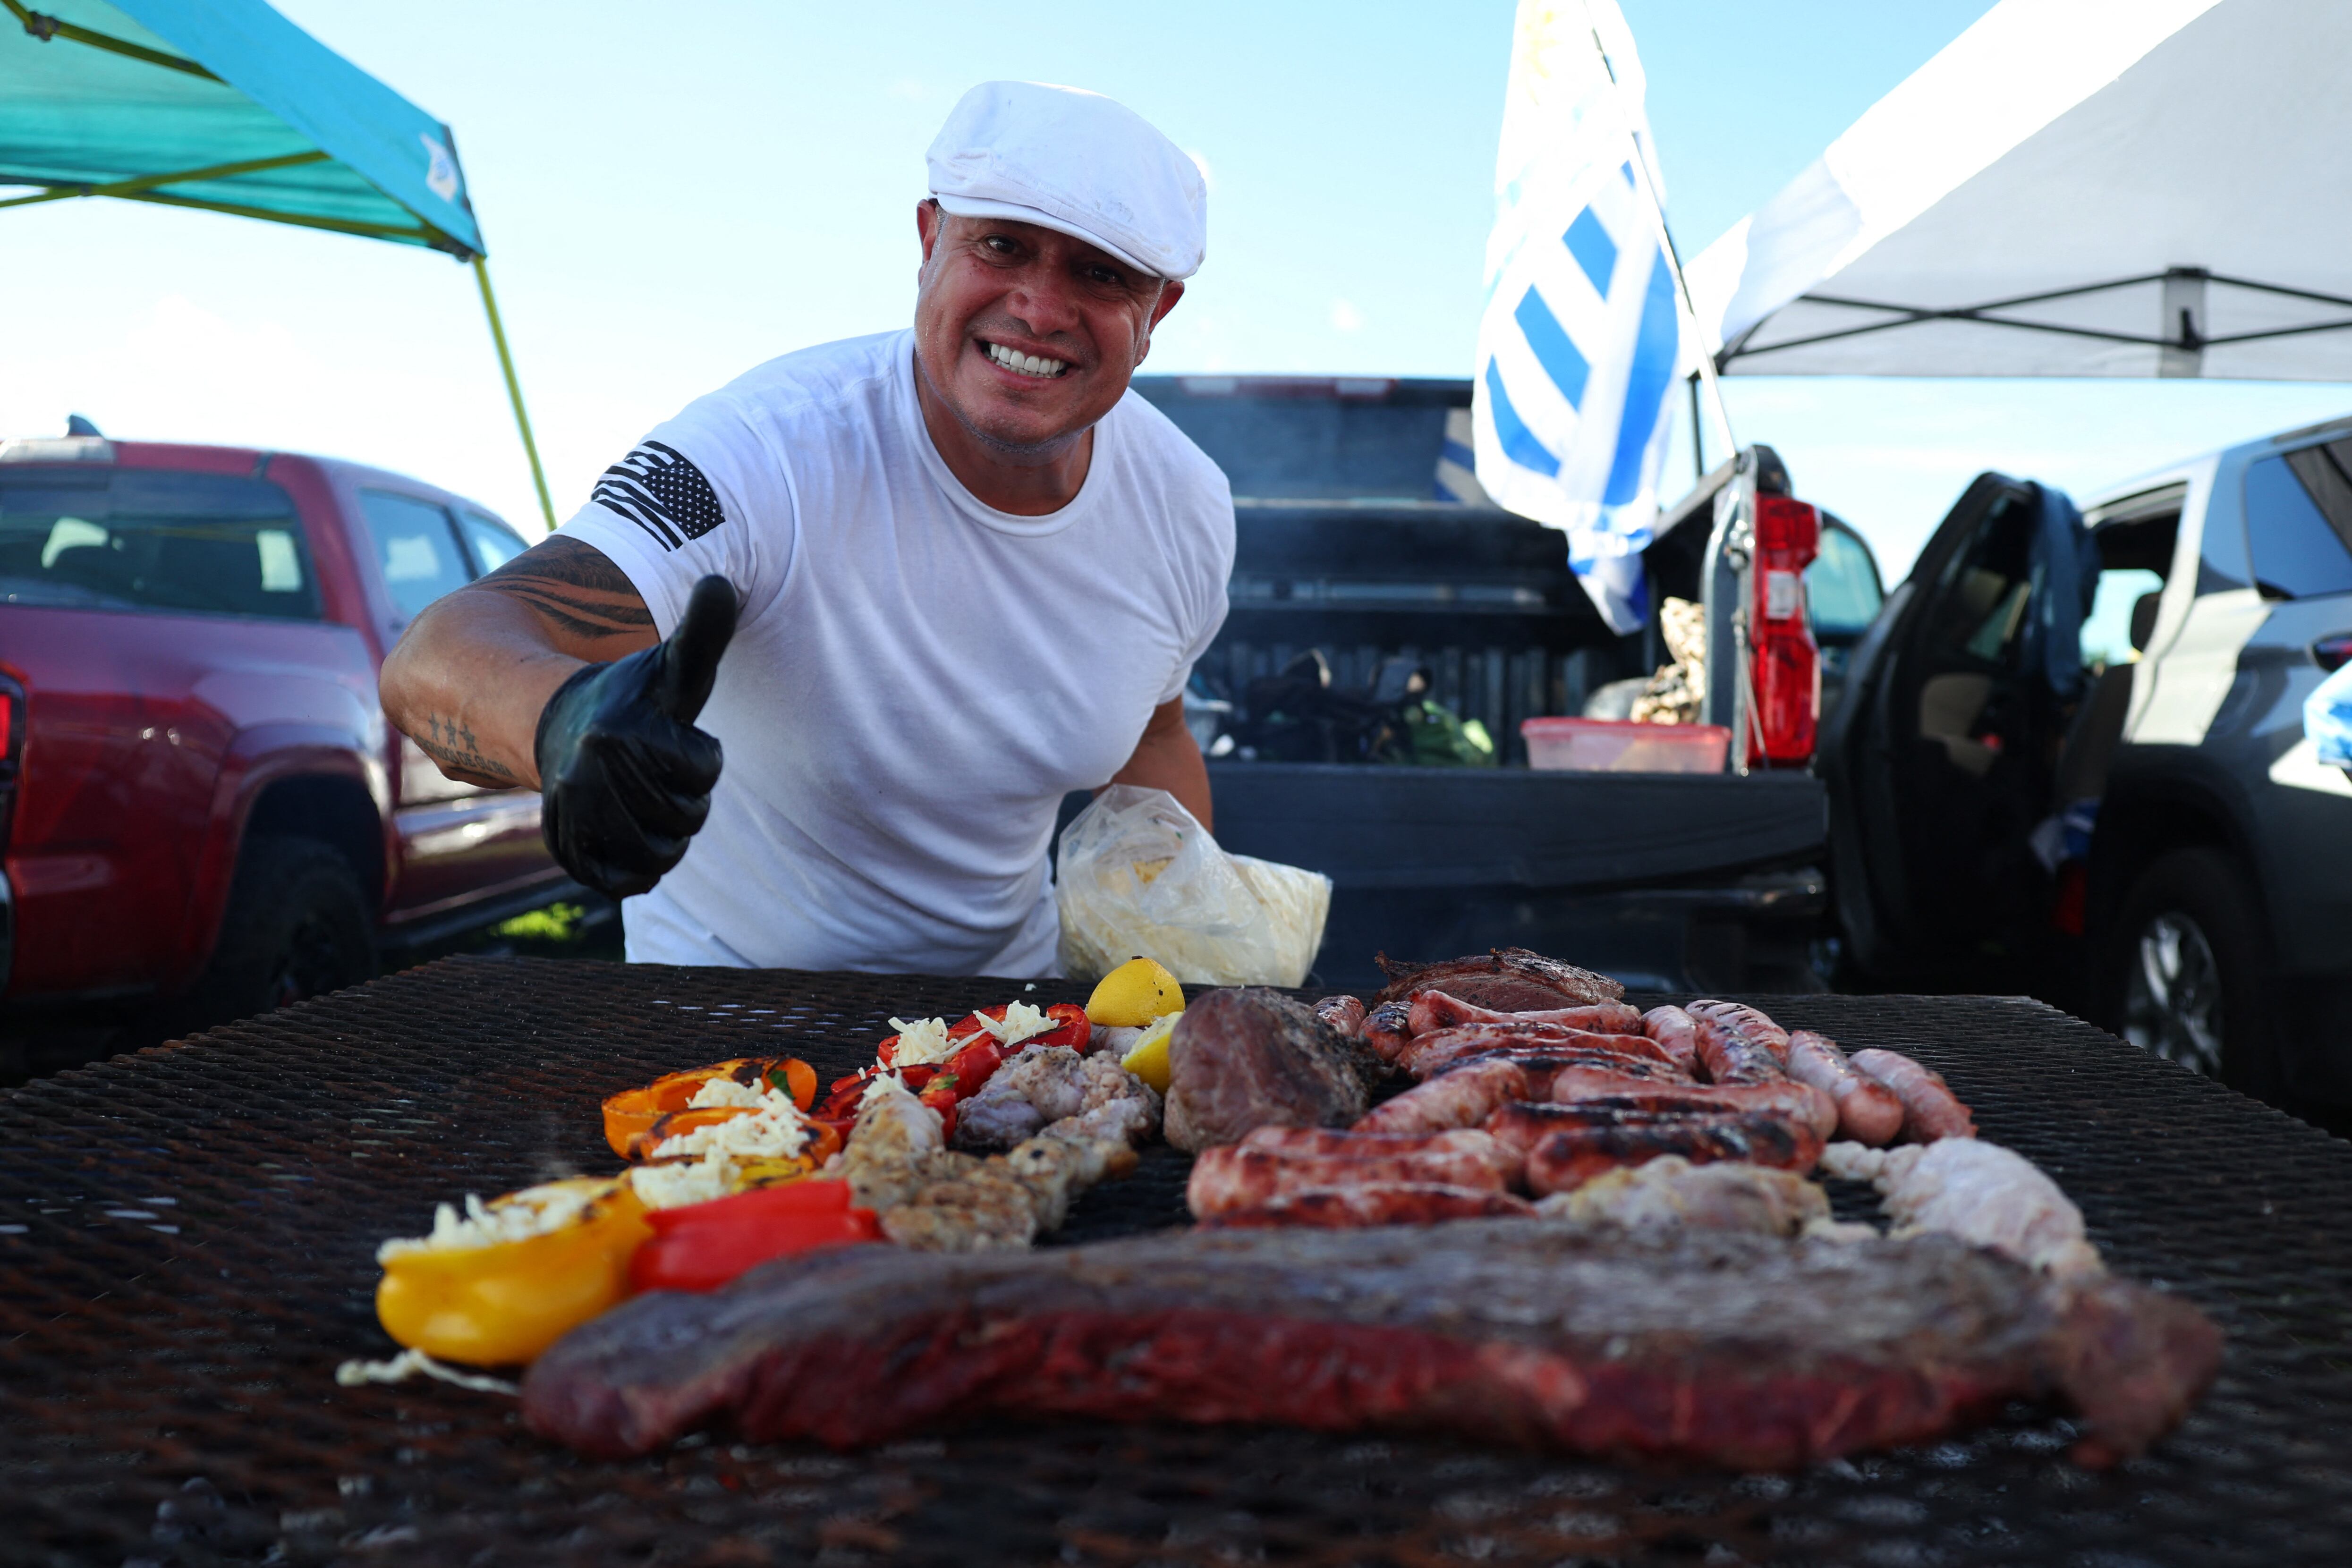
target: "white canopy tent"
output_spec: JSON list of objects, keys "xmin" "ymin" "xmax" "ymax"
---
[{"xmin": 1685, "ymin": 0, "xmax": 2352, "ymax": 380}]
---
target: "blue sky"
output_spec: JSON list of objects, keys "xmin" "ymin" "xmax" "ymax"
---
[{"xmin": 6, "ymin": 0, "xmax": 2348, "ymax": 578}]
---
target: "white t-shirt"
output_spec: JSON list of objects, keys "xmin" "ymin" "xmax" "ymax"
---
[{"xmin": 560, "ymin": 330, "xmax": 1233, "ymax": 976}]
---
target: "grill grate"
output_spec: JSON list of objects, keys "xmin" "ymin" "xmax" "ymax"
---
[{"xmin": 3, "ymin": 956, "xmax": 2351, "ymax": 1565}]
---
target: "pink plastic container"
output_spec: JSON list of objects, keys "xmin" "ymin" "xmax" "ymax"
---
[{"xmin": 1520, "ymin": 717, "xmax": 1731, "ymax": 774}]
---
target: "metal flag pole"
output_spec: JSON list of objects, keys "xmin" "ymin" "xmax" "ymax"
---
[
  {"xmin": 1578, "ymin": 0, "xmax": 1736, "ymax": 464},
  {"xmin": 472, "ymin": 255, "xmax": 558, "ymax": 533}
]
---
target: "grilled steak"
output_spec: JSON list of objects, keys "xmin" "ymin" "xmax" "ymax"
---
[
  {"xmin": 1371, "ymin": 948, "xmax": 1623, "ymax": 1011},
  {"xmin": 1163, "ymin": 988, "xmax": 1369, "ymax": 1153},
  {"xmin": 523, "ymin": 1221, "xmax": 2220, "ymax": 1471}
]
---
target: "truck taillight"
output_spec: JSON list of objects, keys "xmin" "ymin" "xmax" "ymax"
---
[{"xmin": 1749, "ymin": 496, "xmax": 1821, "ymax": 765}]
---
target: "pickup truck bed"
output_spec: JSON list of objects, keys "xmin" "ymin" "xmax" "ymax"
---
[{"xmin": 1208, "ymin": 763, "xmax": 1826, "ymax": 990}]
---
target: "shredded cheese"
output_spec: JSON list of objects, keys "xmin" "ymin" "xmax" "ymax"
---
[
  {"xmin": 335, "ymin": 1348, "xmax": 518, "ymax": 1395},
  {"xmin": 966, "ymin": 1000, "xmax": 1053, "ymax": 1049},
  {"xmin": 686, "ymin": 1075, "xmax": 766, "ymax": 1110},
  {"xmin": 630, "ymin": 1157, "xmax": 733, "ymax": 1211},
  {"xmin": 887, "ymin": 1017, "xmax": 958, "ymax": 1066},
  {"xmin": 376, "ymin": 1178, "xmax": 606, "ymax": 1263},
  {"xmin": 653, "ymin": 1085, "xmax": 810, "ymax": 1162}
]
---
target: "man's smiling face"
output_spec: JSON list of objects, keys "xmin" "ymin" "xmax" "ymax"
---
[{"xmin": 911, "ymin": 201, "xmax": 1185, "ymax": 460}]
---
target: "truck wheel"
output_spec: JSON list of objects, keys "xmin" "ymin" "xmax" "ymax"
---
[
  {"xmin": 2100, "ymin": 848, "xmax": 2277, "ymax": 1094},
  {"xmin": 187, "ymin": 836, "xmax": 377, "ymax": 1030}
]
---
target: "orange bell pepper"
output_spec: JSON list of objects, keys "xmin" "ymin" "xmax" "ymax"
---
[
  {"xmin": 601, "ymin": 1056, "xmax": 816, "ymax": 1158},
  {"xmin": 625, "ymin": 1112, "xmax": 844, "ymax": 1167}
]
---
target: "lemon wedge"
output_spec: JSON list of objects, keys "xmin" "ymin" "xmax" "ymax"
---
[
  {"xmin": 1086, "ymin": 956, "xmax": 1185, "ymax": 1026},
  {"xmin": 1119, "ymin": 1013, "xmax": 1180, "ymax": 1094}
]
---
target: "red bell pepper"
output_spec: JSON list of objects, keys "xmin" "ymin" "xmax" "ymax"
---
[
  {"xmin": 944, "ymin": 1037, "xmax": 1004, "ymax": 1097},
  {"xmin": 947, "ymin": 1002, "xmax": 1093, "ymax": 1058},
  {"xmin": 629, "ymin": 1181, "xmax": 881, "ymax": 1294},
  {"xmin": 1035, "ymin": 1002, "xmax": 1093, "ymax": 1054}
]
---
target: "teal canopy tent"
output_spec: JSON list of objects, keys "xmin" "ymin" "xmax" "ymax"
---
[{"xmin": 0, "ymin": 0, "xmax": 554, "ymax": 526}]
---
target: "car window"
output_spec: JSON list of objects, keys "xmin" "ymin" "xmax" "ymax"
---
[
  {"xmin": 2080, "ymin": 568, "xmax": 2164, "ymax": 671},
  {"xmin": 455, "ymin": 509, "xmax": 526, "ymax": 575},
  {"xmin": 2244, "ymin": 452, "xmax": 2352, "ymax": 600},
  {"xmin": 1808, "ymin": 521, "xmax": 1884, "ymax": 636},
  {"xmin": 0, "ymin": 470, "xmax": 320, "ymax": 619},
  {"xmin": 1922, "ymin": 490, "xmax": 2035, "ymax": 668},
  {"xmin": 358, "ymin": 491, "xmax": 472, "ymax": 621}
]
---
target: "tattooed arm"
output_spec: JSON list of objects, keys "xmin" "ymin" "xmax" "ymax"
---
[{"xmin": 379, "ymin": 536, "xmax": 660, "ymax": 788}]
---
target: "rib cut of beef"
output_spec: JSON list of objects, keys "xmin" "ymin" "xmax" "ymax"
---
[
  {"xmin": 523, "ymin": 1221, "xmax": 2217, "ymax": 1471},
  {"xmin": 1372, "ymin": 948, "xmax": 1624, "ymax": 1011}
]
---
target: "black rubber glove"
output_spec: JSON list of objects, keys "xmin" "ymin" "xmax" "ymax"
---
[{"xmin": 535, "ymin": 574, "xmax": 738, "ymax": 899}]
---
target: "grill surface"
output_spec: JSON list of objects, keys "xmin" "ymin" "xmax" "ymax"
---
[{"xmin": 3, "ymin": 956, "xmax": 2349, "ymax": 1566}]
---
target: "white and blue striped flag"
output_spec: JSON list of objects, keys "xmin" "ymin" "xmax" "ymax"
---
[{"xmin": 1473, "ymin": 0, "xmax": 1688, "ymax": 634}]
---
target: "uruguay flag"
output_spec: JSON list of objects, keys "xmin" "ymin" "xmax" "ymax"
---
[{"xmin": 1473, "ymin": 0, "xmax": 1687, "ymax": 634}]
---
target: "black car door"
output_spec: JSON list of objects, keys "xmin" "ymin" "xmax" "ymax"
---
[{"xmin": 1820, "ymin": 474, "xmax": 2094, "ymax": 983}]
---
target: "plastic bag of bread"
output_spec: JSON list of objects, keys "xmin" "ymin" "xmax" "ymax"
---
[{"xmin": 1055, "ymin": 786, "xmax": 1331, "ymax": 987}]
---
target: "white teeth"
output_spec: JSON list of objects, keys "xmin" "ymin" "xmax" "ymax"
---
[{"xmin": 987, "ymin": 342, "xmax": 1066, "ymax": 378}]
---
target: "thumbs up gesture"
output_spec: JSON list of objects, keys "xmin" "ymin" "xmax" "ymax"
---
[{"xmin": 535, "ymin": 575, "xmax": 738, "ymax": 898}]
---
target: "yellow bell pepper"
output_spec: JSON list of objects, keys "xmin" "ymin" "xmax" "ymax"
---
[{"xmin": 374, "ymin": 1176, "xmax": 653, "ymax": 1367}]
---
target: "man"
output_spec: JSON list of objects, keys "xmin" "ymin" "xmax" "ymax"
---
[{"xmin": 379, "ymin": 81, "xmax": 1231, "ymax": 976}]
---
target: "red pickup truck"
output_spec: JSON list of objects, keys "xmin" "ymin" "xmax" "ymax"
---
[{"xmin": 0, "ymin": 431, "xmax": 573, "ymax": 1037}]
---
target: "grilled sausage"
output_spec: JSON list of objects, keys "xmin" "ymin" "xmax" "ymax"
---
[
  {"xmin": 1640, "ymin": 1005, "xmax": 1701, "ymax": 1077},
  {"xmin": 1197, "ymin": 1182, "xmax": 1536, "ymax": 1229},
  {"xmin": 1188, "ymin": 1139, "xmax": 1521, "ymax": 1218},
  {"xmin": 1359, "ymin": 1001, "xmax": 1414, "ymax": 1064},
  {"xmin": 1520, "ymin": 1110, "xmax": 1826, "ymax": 1196},
  {"xmin": 1688, "ymin": 1000, "xmax": 1793, "ymax": 1085},
  {"xmin": 1352, "ymin": 1057, "xmax": 1529, "ymax": 1135},
  {"xmin": 1406, "ymin": 989, "xmax": 1647, "ymax": 1039},
  {"xmin": 1486, "ymin": 1093, "xmax": 1822, "ymax": 1154},
  {"xmin": 1314, "ymin": 995, "xmax": 1368, "ymax": 1040},
  {"xmin": 1235, "ymin": 1126, "xmax": 1524, "ymax": 1188},
  {"xmin": 1686, "ymin": 1000, "xmax": 1792, "ymax": 1064},
  {"xmin": 1444, "ymin": 1049, "xmax": 1688, "ymax": 1099},
  {"xmin": 1541, "ymin": 1073, "xmax": 1835, "ymax": 1126},
  {"xmin": 1786, "ymin": 1031, "xmax": 1905, "ymax": 1146},
  {"xmin": 1849, "ymin": 1049, "xmax": 1978, "ymax": 1141},
  {"xmin": 1401, "ymin": 1023, "xmax": 1679, "ymax": 1080}
]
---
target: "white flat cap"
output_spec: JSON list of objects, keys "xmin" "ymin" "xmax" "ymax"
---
[{"xmin": 927, "ymin": 81, "xmax": 1206, "ymax": 281}]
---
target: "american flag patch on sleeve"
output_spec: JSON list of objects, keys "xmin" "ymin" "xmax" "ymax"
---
[{"xmin": 591, "ymin": 441, "xmax": 726, "ymax": 549}]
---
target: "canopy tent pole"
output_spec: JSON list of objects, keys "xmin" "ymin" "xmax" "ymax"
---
[{"xmin": 472, "ymin": 256, "xmax": 556, "ymax": 532}]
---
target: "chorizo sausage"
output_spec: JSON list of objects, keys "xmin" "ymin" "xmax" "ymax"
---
[
  {"xmin": 1486, "ymin": 1093, "xmax": 1823, "ymax": 1154},
  {"xmin": 1400, "ymin": 1023, "xmax": 1677, "ymax": 1080},
  {"xmin": 1685, "ymin": 1000, "xmax": 1792, "ymax": 1063},
  {"xmin": 1313, "ymin": 995, "xmax": 1367, "ymax": 1040},
  {"xmin": 1786, "ymin": 1030, "xmax": 1905, "ymax": 1146},
  {"xmin": 1359, "ymin": 1001, "xmax": 1414, "ymax": 1064},
  {"xmin": 1849, "ymin": 1048, "xmax": 1978, "ymax": 1141},
  {"xmin": 1520, "ymin": 1110, "xmax": 1826, "ymax": 1196},
  {"xmin": 1640, "ymin": 1005, "xmax": 1701, "ymax": 1077},
  {"xmin": 1688, "ymin": 1000, "xmax": 1792, "ymax": 1085},
  {"xmin": 1448, "ymin": 1048, "xmax": 1688, "ymax": 1099},
  {"xmin": 1197, "ymin": 1182, "xmax": 1535, "ymax": 1229},
  {"xmin": 1352, "ymin": 1058, "xmax": 1528, "ymax": 1135},
  {"xmin": 1187, "ymin": 1138, "xmax": 1520, "ymax": 1218}
]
